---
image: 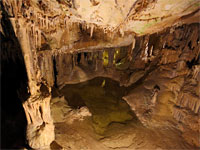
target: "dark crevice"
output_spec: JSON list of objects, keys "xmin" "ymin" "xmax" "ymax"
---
[
  {"xmin": 188, "ymin": 41, "xmax": 192, "ymax": 50},
  {"xmin": 53, "ymin": 56, "xmax": 58, "ymax": 88},
  {"xmin": 186, "ymin": 57, "xmax": 200, "ymax": 69},
  {"xmin": 77, "ymin": 53, "xmax": 81, "ymax": 63},
  {"xmin": 1, "ymin": 2, "xmax": 29, "ymax": 149}
]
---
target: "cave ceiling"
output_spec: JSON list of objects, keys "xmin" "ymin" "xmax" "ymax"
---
[{"xmin": 1, "ymin": 0, "xmax": 200, "ymax": 53}]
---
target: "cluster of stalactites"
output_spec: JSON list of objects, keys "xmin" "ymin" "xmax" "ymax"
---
[
  {"xmin": 2, "ymin": 0, "xmax": 22, "ymax": 17},
  {"xmin": 3, "ymin": 0, "xmax": 132, "ymax": 52},
  {"xmin": 54, "ymin": 48, "xmax": 124, "ymax": 78},
  {"xmin": 2, "ymin": 0, "xmax": 71, "ymax": 50},
  {"xmin": 22, "ymin": 95, "xmax": 55, "ymax": 149},
  {"xmin": 140, "ymin": 36, "xmax": 154, "ymax": 63},
  {"xmin": 62, "ymin": 51, "xmax": 104, "ymax": 71},
  {"xmin": 176, "ymin": 92, "xmax": 200, "ymax": 114},
  {"xmin": 80, "ymin": 22, "xmax": 118, "ymax": 39}
]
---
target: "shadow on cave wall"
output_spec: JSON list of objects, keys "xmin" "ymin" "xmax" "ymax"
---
[{"xmin": 0, "ymin": 2, "xmax": 30, "ymax": 149}]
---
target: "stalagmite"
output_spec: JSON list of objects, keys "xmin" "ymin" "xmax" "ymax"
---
[
  {"xmin": 23, "ymin": 96, "xmax": 55, "ymax": 149},
  {"xmin": 151, "ymin": 92, "xmax": 158, "ymax": 104},
  {"xmin": 151, "ymin": 85, "xmax": 160, "ymax": 105}
]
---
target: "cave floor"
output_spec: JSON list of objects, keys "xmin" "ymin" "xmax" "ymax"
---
[
  {"xmin": 51, "ymin": 115, "xmax": 195, "ymax": 150},
  {"xmin": 50, "ymin": 77, "xmax": 197, "ymax": 150}
]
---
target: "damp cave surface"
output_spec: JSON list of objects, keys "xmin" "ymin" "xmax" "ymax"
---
[
  {"xmin": 51, "ymin": 78, "xmax": 198, "ymax": 150},
  {"xmin": 1, "ymin": 1, "xmax": 199, "ymax": 148},
  {"xmin": 59, "ymin": 77, "xmax": 138, "ymax": 134}
]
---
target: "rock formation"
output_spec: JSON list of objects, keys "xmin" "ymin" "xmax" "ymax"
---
[{"xmin": 1, "ymin": 0, "xmax": 199, "ymax": 149}]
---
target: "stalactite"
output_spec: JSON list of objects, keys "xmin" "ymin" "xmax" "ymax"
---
[
  {"xmin": 142, "ymin": 42, "xmax": 149, "ymax": 62},
  {"xmin": 192, "ymin": 65, "xmax": 200, "ymax": 79},
  {"xmin": 90, "ymin": 24, "xmax": 94, "ymax": 38},
  {"xmin": 46, "ymin": 15, "xmax": 48, "ymax": 29},
  {"xmin": 13, "ymin": 0, "xmax": 18, "ymax": 17},
  {"xmin": 42, "ymin": 16, "xmax": 45, "ymax": 29},
  {"xmin": 80, "ymin": 53, "xmax": 85, "ymax": 65},
  {"xmin": 110, "ymin": 32, "xmax": 115, "ymax": 40},
  {"xmin": 31, "ymin": 23, "xmax": 36, "ymax": 48},
  {"xmin": 163, "ymin": 41, "xmax": 166, "ymax": 48},
  {"xmin": 95, "ymin": 55, "xmax": 98, "ymax": 71},
  {"xmin": 108, "ymin": 49, "xmax": 114, "ymax": 67},
  {"xmin": 194, "ymin": 100, "xmax": 200, "ymax": 113},
  {"xmin": 177, "ymin": 92, "xmax": 200, "ymax": 114},
  {"xmin": 72, "ymin": 54, "xmax": 75, "ymax": 68},
  {"xmin": 132, "ymin": 38, "xmax": 136, "ymax": 50},
  {"xmin": 173, "ymin": 108, "xmax": 185, "ymax": 122},
  {"xmin": 119, "ymin": 27, "xmax": 124, "ymax": 37},
  {"xmin": 149, "ymin": 46, "xmax": 153, "ymax": 57},
  {"xmin": 38, "ymin": 29, "xmax": 41, "ymax": 49},
  {"xmin": 64, "ymin": 17, "xmax": 67, "ymax": 28},
  {"xmin": 35, "ymin": 12, "xmax": 38, "ymax": 25},
  {"xmin": 38, "ymin": 15, "xmax": 41, "ymax": 28},
  {"xmin": 17, "ymin": 0, "xmax": 22, "ymax": 13},
  {"xmin": 30, "ymin": 24, "xmax": 33, "ymax": 38},
  {"xmin": 35, "ymin": 30, "xmax": 38, "ymax": 48}
]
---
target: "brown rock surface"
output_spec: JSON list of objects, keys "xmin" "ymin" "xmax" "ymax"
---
[{"xmin": 1, "ymin": 0, "xmax": 199, "ymax": 149}]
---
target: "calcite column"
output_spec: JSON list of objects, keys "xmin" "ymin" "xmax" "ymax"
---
[{"xmin": 12, "ymin": 19, "xmax": 55, "ymax": 149}]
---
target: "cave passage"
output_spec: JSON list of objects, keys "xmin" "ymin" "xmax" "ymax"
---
[{"xmin": 59, "ymin": 77, "xmax": 139, "ymax": 134}]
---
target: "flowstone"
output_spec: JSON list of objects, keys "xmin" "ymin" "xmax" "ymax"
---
[{"xmin": 23, "ymin": 95, "xmax": 55, "ymax": 149}]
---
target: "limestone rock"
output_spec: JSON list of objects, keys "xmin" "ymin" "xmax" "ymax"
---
[
  {"xmin": 51, "ymin": 96, "xmax": 72, "ymax": 123},
  {"xmin": 101, "ymin": 133, "xmax": 136, "ymax": 148}
]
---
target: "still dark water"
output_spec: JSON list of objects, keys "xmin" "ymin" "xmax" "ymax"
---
[{"xmin": 60, "ymin": 77, "xmax": 138, "ymax": 134}]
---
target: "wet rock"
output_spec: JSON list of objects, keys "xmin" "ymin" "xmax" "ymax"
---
[
  {"xmin": 101, "ymin": 133, "xmax": 136, "ymax": 148},
  {"xmin": 51, "ymin": 96, "xmax": 72, "ymax": 123}
]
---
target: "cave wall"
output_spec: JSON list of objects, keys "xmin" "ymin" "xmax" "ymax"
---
[
  {"xmin": 123, "ymin": 23, "xmax": 200, "ymax": 147},
  {"xmin": 1, "ymin": 0, "xmax": 199, "ymax": 149},
  {"xmin": 1, "ymin": 3, "xmax": 29, "ymax": 148}
]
